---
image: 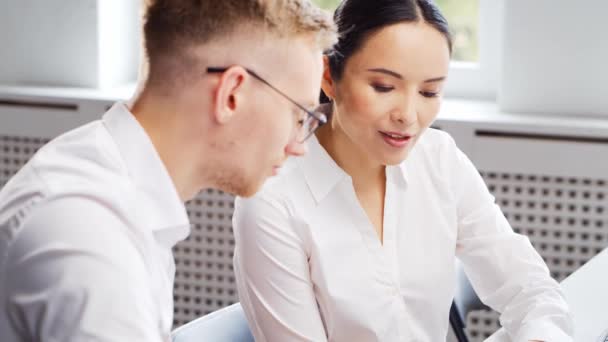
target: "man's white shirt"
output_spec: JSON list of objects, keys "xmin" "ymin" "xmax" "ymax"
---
[{"xmin": 0, "ymin": 103, "xmax": 190, "ymax": 341}]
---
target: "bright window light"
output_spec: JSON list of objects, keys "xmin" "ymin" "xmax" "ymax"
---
[
  {"xmin": 435, "ymin": 0, "xmax": 479, "ymax": 62},
  {"xmin": 312, "ymin": 0, "xmax": 480, "ymax": 63}
]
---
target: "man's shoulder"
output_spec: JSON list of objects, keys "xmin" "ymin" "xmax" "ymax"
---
[
  {"xmin": 0, "ymin": 118, "xmax": 135, "ymax": 218},
  {"xmin": 0, "ymin": 195, "xmax": 159, "ymax": 342},
  {"xmin": 12, "ymin": 195, "xmax": 132, "ymax": 246},
  {"xmin": 0, "ymin": 119, "xmax": 128, "ymax": 236},
  {"xmin": 30, "ymin": 120, "xmax": 128, "ymax": 192},
  {"xmin": 3, "ymin": 195, "xmax": 143, "ymax": 275}
]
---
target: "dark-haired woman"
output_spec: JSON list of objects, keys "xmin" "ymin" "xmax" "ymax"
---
[{"xmin": 232, "ymin": 1, "xmax": 573, "ymax": 341}]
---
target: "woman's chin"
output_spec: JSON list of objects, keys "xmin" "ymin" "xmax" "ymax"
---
[
  {"xmin": 377, "ymin": 157, "xmax": 402, "ymax": 167},
  {"xmin": 380, "ymin": 149, "xmax": 411, "ymax": 166}
]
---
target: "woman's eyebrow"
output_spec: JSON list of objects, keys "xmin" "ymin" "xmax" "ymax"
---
[
  {"xmin": 367, "ymin": 68, "xmax": 446, "ymax": 83},
  {"xmin": 424, "ymin": 76, "xmax": 446, "ymax": 83},
  {"xmin": 367, "ymin": 68, "xmax": 403, "ymax": 79}
]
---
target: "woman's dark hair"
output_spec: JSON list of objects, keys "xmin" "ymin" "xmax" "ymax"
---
[{"xmin": 320, "ymin": 0, "xmax": 452, "ymax": 103}]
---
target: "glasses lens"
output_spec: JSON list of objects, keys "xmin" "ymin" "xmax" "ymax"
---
[
  {"xmin": 297, "ymin": 115, "xmax": 311, "ymax": 142},
  {"xmin": 297, "ymin": 112, "xmax": 326, "ymax": 142}
]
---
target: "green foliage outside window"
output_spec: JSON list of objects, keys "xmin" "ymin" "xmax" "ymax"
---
[
  {"xmin": 434, "ymin": 0, "xmax": 478, "ymax": 62},
  {"xmin": 311, "ymin": 0, "xmax": 479, "ymax": 62},
  {"xmin": 312, "ymin": 0, "xmax": 341, "ymax": 10}
]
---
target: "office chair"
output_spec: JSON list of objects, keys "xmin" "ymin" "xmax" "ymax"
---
[
  {"xmin": 171, "ymin": 303, "xmax": 254, "ymax": 342},
  {"xmin": 449, "ymin": 261, "xmax": 490, "ymax": 342}
]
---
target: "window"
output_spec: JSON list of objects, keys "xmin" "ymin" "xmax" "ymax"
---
[
  {"xmin": 312, "ymin": 0, "xmax": 479, "ymax": 63},
  {"xmin": 313, "ymin": 0, "xmax": 341, "ymax": 10},
  {"xmin": 434, "ymin": 0, "xmax": 479, "ymax": 62},
  {"xmin": 311, "ymin": 0, "xmax": 500, "ymax": 100}
]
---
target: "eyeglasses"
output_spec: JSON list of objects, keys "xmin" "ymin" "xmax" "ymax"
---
[{"xmin": 207, "ymin": 66, "xmax": 327, "ymax": 142}]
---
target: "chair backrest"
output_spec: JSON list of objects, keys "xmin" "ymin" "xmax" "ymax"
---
[
  {"xmin": 453, "ymin": 261, "xmax": 488, "ymax": 323},
  {"xmin": 172, "ymin": 303, "xmax": 255, "ymax": 342},
  {"xmin": 450, "ymin": 260, "xmax": 489, "ymax": 342}
]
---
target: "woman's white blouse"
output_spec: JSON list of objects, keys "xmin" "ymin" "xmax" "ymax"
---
[{"xmin": 232, "ymin": 129, "xmax": 573, "ymax": 342}]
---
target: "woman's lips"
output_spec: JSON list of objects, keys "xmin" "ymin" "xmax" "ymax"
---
[{"xmin": 379, "ymin": 131, "xmax": 414, "ymax": 148}]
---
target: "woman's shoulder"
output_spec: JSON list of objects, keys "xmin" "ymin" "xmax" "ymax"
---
[
  {"xmin": 408, "ymin": 128, "xmax": 461, "ymax": 167},
  {"xmin": 235, "ymin": 158, "xmax": 307, "ymax": 216},
  {"xmin": 406, "ymin": 128, "xmax": 482, "ymax": 193},
  {"xmin": 414, "ymin": 128, "xmax": 458, "ymax": 154},
  {"xmin": 262, "ymin": 157, "xmax": 307, "ymax": 198},
  {"xmin": 232, "ymin": 159, "xmax": 313, "ymax": 245},
  {"xmin": 401, "ymin": 128, "xmax": 473, "ymax": 188}
]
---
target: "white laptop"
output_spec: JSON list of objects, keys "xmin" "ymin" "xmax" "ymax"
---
[{"xmin": 560, "ymin": 248, "xmax": 608, "ymax": 341}]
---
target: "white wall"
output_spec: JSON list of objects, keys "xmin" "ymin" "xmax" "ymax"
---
[
  {"xmin": 0, "ymin": 0, "xmax": 140, "ymax": 89},
  {"xmin": 0, "ymin": 0, "xmax": 99, "ymax": 87},
  {"xmin": 499, "ymin": 0, "xmax": 608, "ymax": 116},
  {"xmin": 98, "ymin": 0, "xmax": 141, "ymax": 88},
  {"xmin": 1, "ymin": 0, "xmax": 606, "ymax": 113}
]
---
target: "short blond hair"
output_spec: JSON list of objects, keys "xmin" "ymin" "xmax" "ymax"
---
[{"xmin": 143, "ymin": 0, "xmax": 336, "ymax": 87}]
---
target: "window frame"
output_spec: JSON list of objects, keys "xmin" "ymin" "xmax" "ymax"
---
[
  {"xmin": 443, "ymin": 0, "xmax": 504, "ymax": 100},
  {"xmin": 135, "ymin": 0, "xmax": 504, "ymax": 100}
]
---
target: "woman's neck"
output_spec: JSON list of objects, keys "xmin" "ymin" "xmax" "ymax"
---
[{"xmin": 316, "ymin": 122, "xmax": 385, "ymax": 191}]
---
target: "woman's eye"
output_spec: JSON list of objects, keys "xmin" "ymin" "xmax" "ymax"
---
[
  {"xmin": 420, "ymin": 91, "xmax": 440, "ymax": 98},
  {"xmin": 372, "ymin": 84, "xmax": 394, "ymax": 93}
]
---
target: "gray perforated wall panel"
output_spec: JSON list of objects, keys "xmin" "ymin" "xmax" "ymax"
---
[
  {"xmin": 464, "ymin": 172, "xmax": 608, "ymax": 340},
  {"xmin": 172, "ymin": 190, "xmax": 238, "ymax": 327},
  {"xmin": 0, "ymin": 135, "xmax": 49, "ymax": 187}
]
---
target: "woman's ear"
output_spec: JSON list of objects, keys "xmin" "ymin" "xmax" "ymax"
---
[
  {"xmin": 212, "ymin": 66, "xmax": 248, "ymax": 125},
  {"xmin": 320, "ymin": 55, "xmax": 336, "ymax": 101}
]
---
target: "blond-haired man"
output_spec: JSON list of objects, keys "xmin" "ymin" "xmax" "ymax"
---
[{"xmin": 0, "ymin": 1, "xmax": 336, "ymax": 341}]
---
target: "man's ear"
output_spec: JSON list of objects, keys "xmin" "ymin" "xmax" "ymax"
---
[
  {"xmin": 320, "ymin": 55, "xmax": 336, "ymax": 101},
  {"xmin": 212, "ymin": 66, "xmax": 248, "ymax": 125}
]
